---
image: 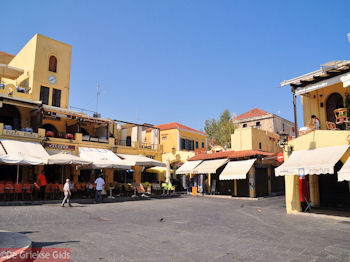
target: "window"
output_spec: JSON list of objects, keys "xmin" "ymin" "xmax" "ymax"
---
[
  {"xmin": 282, "ymin": 123, "xmax": 285, "ymax": 132},
  {"xmin": 256, "ymin": 122, "xmax": 261, "ymax": 127},
  {"xmin": 126, "ymin": 136, "xmax": 131, "ymax": 146},
  {"xmin": 40, "ymin": 86, "xmax": 50, "ymax": 105},
  {"xmin": 196, "ymin": 141, "xmax": 199, "ymax": 149},
  {"xmin": 202, "ymin": 142, "xmax": 205, "ymax": 148},
  {"xmin": 52, "ymin": 88, "xmax": 61, "ymax": 107},
  {"xmin": 243, "ymin": 124, "xmax": 247, "ymax": 128},
  {"xmin": 259, "ymin": 142, "xmax": 262, "ymax": 150},
  {"xmin": 49, "ymin": 56, "xmax": 57, "ymax": 72},
  {"xmin": 180, "ymin": 138, "xmax": 194, "ymax": 151}
]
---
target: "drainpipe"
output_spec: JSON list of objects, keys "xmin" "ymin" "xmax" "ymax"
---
[{"xmin": 292, "ymin": 87, "xmax": 298, "ymax": 138}]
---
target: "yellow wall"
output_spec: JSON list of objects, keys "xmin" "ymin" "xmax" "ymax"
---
[
  {"xmin": 160, "ymin": 129, "xmax": 179, "ymax": 153},
  {"xmin": 2, "ymin": 34, "xmax": 72, "ymax": 109},
  {"xmin": 283, "ymin": 130, "xmax": 350, "ymax": 213},
  {"xmin": 301, "ymin": 82, "xmax": 350, "ymax": 129},
  {"xmin": 231, "ymin": 127, "xmax": 281, "ymax": 153}
]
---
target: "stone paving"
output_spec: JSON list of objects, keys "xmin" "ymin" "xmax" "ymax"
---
[{"xmin": 1, "ymin": 196, "xmax": 350, "ymax": 261}]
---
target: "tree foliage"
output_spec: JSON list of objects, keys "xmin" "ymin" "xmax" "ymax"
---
[{"xmin": 204, "ymin": 109, "xmax": 235, "ymax": 148}]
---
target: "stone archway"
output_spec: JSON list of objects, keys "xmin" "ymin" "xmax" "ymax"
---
[
  {"xmin": 0, "ymin": 104, "xmax": 21, "ymax": 130},
  {"xmin": 326, "ymin": 92, "xmax": 344, "ymax": 122}
]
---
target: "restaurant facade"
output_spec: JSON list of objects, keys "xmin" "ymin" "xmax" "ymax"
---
[
  {"xmin": 278, "ymin": 60, "xmax": 350, "ymax": 213},
  {"xmin": 0, "ymin": 34, "xmax": 164, "ymax": 198}
]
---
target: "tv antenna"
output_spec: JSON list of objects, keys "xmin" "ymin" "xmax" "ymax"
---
[{"xmin": 94, "ymin": 81, "xmax": 101, "ymax": 118}]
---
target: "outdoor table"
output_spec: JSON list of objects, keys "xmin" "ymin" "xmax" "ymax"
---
[{"xmin": 108, "ymin": 187, "xmax": 115, "ymax": 199}]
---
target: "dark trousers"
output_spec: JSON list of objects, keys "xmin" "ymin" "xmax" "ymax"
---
[
  {"xmin": 40, "ymin": 185, "xmax": 46, "ymax": 200},
  {"xmin": 95, "ymin": 190, "xmax": 102, "ymax": 203}
]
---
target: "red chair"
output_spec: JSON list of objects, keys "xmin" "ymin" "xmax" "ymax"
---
[
  {"xmin": 45, "ymin": 183, "xmax": 52, "ymax": 200},
  {"xmin": 52, "ymin": 183, "xmax": 60, "ymax": 199},
  {"xmin": 14, "ymin": 184, "xmax": 23, "ymax": 200},
  {"xmin": 58, "ymin": 184, "xmax": 64, "ymax": 198},
  {"xmin": 23, "ymin": 183, "xmax": 32, "ymax": 200},
  {"xmin": 0, "ymin": 184, "xmax": 5, "ymax": 200},
  {"xmin": 5, "ymin": 182, "xmax": 14, "ymax": 200}
]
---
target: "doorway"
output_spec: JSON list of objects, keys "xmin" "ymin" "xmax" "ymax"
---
[{"xmin": 326, "ymin": 93, "xmax": 344, "ymax": 122}]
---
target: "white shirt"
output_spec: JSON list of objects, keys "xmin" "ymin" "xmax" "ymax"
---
[
  {"xmin": 95, "ymin": 177, "xmax": 105, "ymax": 191},
  {"xmin": 63, "ymin": 182, "xmax": 70, "ymax": 192}
]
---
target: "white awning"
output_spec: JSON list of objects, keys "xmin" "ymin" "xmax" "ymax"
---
[
  {"xmin": 193, "ymin": 159, "xmax": 229, "ymax": 174},
  {"xmin": 117, "ymin": 154, "xmax": 165, "ymax": 167},
  {"xmin": 48, "ymin": 152, "xmax": 92, "ymax": 165},
  {"xmin": 175, "ymin": 160, "xmax": 202, "ymax": 175},
  {"xmin": 275, "ymin": 145, "xmax": 349, "ymax": 176},
  {"xmin": 338, "ymin": 157, "xmax": 350, "ymax": 182},
  {"xmin": 0, "ymin": 139, "xmax": 49, "ymax": 165},
  {"xmin": 79, "ymin": 147, "xmax": 131, "ymax": 169},
  {"xmin": 219, "ymin": 159, "xmax": 256, "ymax": 180}
]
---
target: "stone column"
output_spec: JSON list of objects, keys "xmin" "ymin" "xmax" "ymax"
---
[
  {"xmin": 285, "ymin": 175, "xmax": 301, "ymax": 213},
  {"xmin": 249, "ymin": 167, "xmax": 256, "ymax": 198},
  {"xmin": 309, "ymin": 175, "xmax": 320, "ymax": 207}
]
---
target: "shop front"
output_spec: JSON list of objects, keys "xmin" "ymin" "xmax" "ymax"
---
[{"xmin": 276, "ymin": 143, "xmax": 350, "ymax": 213}]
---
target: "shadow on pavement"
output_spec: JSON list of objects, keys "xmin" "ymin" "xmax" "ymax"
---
[{"xmin": 31, "ymin": 240, "xmax": 79, "ymax": 248}]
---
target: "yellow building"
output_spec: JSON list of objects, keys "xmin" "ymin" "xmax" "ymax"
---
[
  {"xmin": 231, "ymin": 127, "xmax": 281, "ymax": 154},
  {"xmin": 152, "ymin": 122, "xmax": 208, "ymax": 167},
  {"xmin": 0, "ymin": 34, "xmax": 162, "ymax": 186},
  {"xmin": 278, "ymin": 60, "xmax": 350, "ymax": 214}
]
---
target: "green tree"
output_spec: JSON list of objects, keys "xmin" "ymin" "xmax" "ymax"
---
[{"xmin": 204, "ymin": 109, "xmax": 235, "ymax": 148}]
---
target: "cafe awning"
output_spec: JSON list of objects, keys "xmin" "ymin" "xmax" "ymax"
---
[
  {"xmin": 0, "ymin": 139, "xmax": 49, "ymax": 165},
  {"xmin": 79, "ymin": 147, "xmax": 131, "ymax": 169},
  {"xmin": 338, "ymin": 157, "xmax": 350, "ymax": 182},
  {"xmin": 219, "ymin": 159, "xmax": 256, "ymax": 180},
  {"xmin": 48, "ymin": 152, "xmax": 92, "ymax": 165},
  {"xmin": 175, "ymin": 160, "xmax": 202, "ymax": 175},
  {"xmin": 146, "ymin": 166, "xmax": 174, "ymax": 174},
  {"xmin": 193, "ymin": 159, "xmax": 229, "ymax": 174},
  {"xmin": 275, "ymin": 145, "xmax": 349, "ymax": 176},
  {"xmin": 117, "ymin": 154, "xmax": 165, "ymax": 167}
]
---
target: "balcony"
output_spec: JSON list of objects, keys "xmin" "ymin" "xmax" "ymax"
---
[{"xmin": 115, "ymin": 140, "xmax": 161, "ymax": 151}]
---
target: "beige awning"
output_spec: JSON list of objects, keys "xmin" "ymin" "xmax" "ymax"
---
[
  {"xmin": 175, "ymin": 160, "xmax": 202, "ymax": 175},
  {"xmin": 193, "ymin": 159, "xmax": 229, "ymax": 174},
  {"xmin": 275, "ymin": 145, "xmax": 349, "ymax": 176},
  {"xmin": 48, "ymin": 152, "xmax": 92, "ymax": 165},
  {"xmin": 219, "ymin": 159, "xmax": 256, "ymax": 180},
  {"xmin": 338, "ymin": 157, "xmax": 350, "ymax": 182},
  {"xmin": 117, "ymin": 154, "xmax": 165, "ymax": 167},
  {"xmin": 0, "ymin": 64, "xmax": 24, "ymax": 79}
]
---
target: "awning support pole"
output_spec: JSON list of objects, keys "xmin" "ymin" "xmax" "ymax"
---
[
  {"xmin": 292, "ymin": 88, "xmax": 298, "ymax": 138},
  {"xmin": 16, "ymin": 165, "xmax": 19, "ymax": 184}
]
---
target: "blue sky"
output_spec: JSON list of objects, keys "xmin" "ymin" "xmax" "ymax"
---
[{"xmin": 1, "ymin": 0, "xmax": 350, "ymax": 130}]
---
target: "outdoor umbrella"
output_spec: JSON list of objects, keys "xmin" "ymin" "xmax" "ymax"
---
[
  {"xmin": 48, "ymin": 152, "xmax": 92, "ymax": 165},
  {"xmin": 165, "ymin": 158, "xmax": 171, "ymax": 184}
]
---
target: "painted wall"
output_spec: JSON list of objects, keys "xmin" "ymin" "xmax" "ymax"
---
[
  {"xmin": 2, "ymin": 34, "xmax": 72, "ymax": 109},
  {"xmin": 231, "ymin": 127, "xmax": 281, "ymax": 153},
  {"xmin": 301, "ymin": 82, "xmax": 350, "ymax": 130}
]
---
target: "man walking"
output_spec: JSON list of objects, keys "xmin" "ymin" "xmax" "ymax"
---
[
  {"xmin": 61, "ymin": 178, "xmax": 72, "ymax": 207},
  {"xmin": 94, "ymin": 174, "xmax": 105, "ymax": 203}
]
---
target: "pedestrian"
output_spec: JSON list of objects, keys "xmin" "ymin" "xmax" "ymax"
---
[
  {"xmin": 94, "ymin": 174, "xmax": 105, "ymax": 203},
  {"xmin": 61, "ymin": 178, "xmax": 72, "ymax": 207},
  {"xmin": 37, "ymin": 170, "xmax": 47, "ymax": 200}
]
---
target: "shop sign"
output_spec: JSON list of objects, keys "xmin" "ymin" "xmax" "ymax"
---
[
  {"xmin": 277, "ymin": 152, "xmax": 284, "ymax": 163},
  {"xmin": 44, "ymin": 143, "xmax": 75, "ymax": 151},
  {"xmin": 3, "ymin": 129, "xmax": 39, "ymax": 139}
]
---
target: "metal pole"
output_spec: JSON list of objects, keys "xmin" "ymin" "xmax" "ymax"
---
[
  {"xmin": 16, "ymin": 165, "xmax": 19, "ymax": 184},
  {"xmin": 292, "ymin": 88, "xmax": 298, "ymax": 138}
]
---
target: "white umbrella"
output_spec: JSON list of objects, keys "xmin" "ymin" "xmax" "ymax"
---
[
  {"xmin": 165, "ymin": 158, "xmax": 171, "ymax": 184},
  {"xmin": 48, "ymin": 152, "xmax": 92, "ymax": 165}
]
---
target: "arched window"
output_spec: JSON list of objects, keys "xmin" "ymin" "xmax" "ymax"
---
[{"xmin": 49, "ymin": 56, "xmax": 57, "ymax": 72}]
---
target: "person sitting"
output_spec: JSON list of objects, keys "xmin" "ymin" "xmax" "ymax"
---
[{"xmin": 310, "ymin": 115, "xmax": 320, "ymax": 130}]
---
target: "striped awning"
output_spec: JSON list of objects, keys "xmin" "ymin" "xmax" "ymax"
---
[{"xmin": 175, "ymin": 160, "xmax": 202, "ymax": 175}]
